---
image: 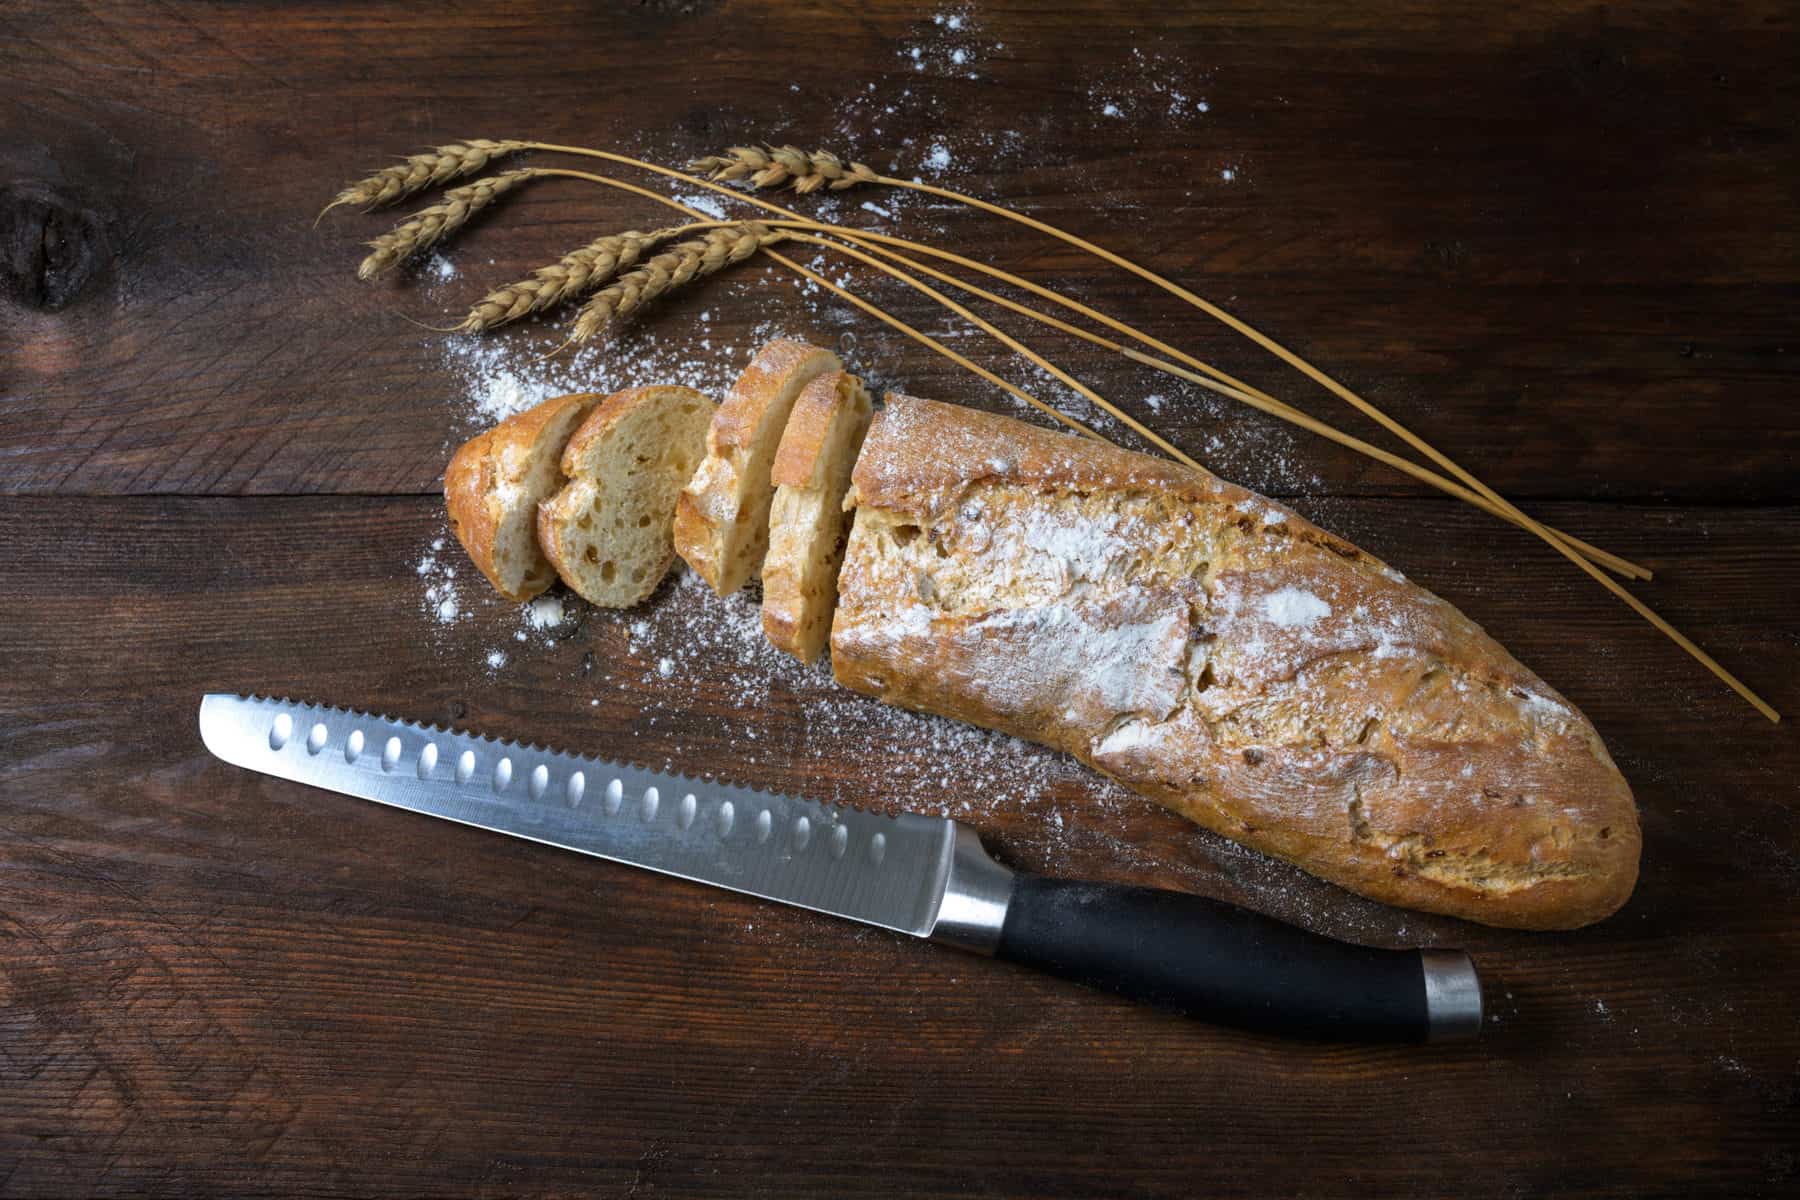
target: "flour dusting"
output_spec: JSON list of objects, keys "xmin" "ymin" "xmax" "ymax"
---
[{"xmin": 1262, "ymin": 587, "xmax": 1332, "ymax": 628}]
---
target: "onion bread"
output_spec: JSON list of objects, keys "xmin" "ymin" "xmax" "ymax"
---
[
  {"xmin": 829, "ymin": 394, "xmax": 1640, "ymax": 930},
  {"xmin": 762, "ymin": 370, "xmax": 875, "ymax": 662},
  {"xmin": 444, "ymin": 393, "xmax": 601, "ymax": 602},
  {"xmin": 673, "ymin": 339, "xmax": 841, "ymax": 594},
  {"xmin": 538, "ymin": 386, "xmax": 715, "ymax": 608}
]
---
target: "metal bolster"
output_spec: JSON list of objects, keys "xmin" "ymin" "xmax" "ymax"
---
[{"xmin": 927, "ymin": 824, "xmax": 1016, "ymax": 956}]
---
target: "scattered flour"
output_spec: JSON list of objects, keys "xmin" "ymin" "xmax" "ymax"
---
[
  {"xmin": 415, "ymin": 537, "xmax": 464, "ymax": 626},
  {"xmin": 899, "ymin": 8, "xmax": 985, "ymax": 80},
  {"xmin": 1087, "ymin": 47, "xmax": 1213, "ymax": 125},
  {"xmin": 673, "ymin": 192, "xmax": 730, "ymax": 220},
  {"xmin": 526, "ymin": 595, "xmax": 565, "ymax": 630}
]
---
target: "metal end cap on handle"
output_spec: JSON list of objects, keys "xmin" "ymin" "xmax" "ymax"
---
[{"xmin": 1420, "ymin": 949, "xmax": 1484, "ymax": 1041}]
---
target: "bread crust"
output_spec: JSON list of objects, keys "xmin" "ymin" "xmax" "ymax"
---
[
  {"xmin": 762, "ymin": 371, "xmax": 873, "ymax": 661},
  {"xmin": 444, "ymin": 392, "xmax": 601, "ymax": 602},
  {"xmin": 830, "ymin": 394, "xmax": 1641, "ymax": 930},
  {"xmin": 769, "ymin": 373, "xmax": 845, "ymax": 490},
  {"xmin": 673, "ymin": 339, "xmax": 841, "ymax": 594}
]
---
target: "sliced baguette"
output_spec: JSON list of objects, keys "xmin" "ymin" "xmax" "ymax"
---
[
  {"xmin": 762, "ymin": 370, "xmax": 874, "ymax": 663},
  {"xmin": 538, "ymin": 385, "xmax": 716, "ymax": 608},
  {"xmin": 445, "ymin": 393, "xmax": 602, "ymax": 602},
  {"xmin": 673, "ymin": 338, "xmax": 841, "ymax": 594}
]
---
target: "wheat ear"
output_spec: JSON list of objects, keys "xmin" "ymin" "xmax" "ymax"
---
[
  {"xmin": 688, "ymin": 145, "xmax": 878, "ymax": 193},
  {"xmin": 568, "ymin": 223, "xmax": 782, "ymax": 344},
  {"xmin": 358, "ymin": 170, "xmax": 536, "ymax": 280},
  {"xmin": 322, "ymin": 139, "xmax": 530, "ymax": 219},
  {"xmin": 457, "ymin": 226, "xmax": 692, "ymax": 332}
]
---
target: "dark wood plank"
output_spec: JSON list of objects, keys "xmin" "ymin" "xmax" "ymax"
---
[
  {"xmin": 3, "ymin": 1, "xmax": 1797, "ymax": 501},
  {"xmin": 1, "ymin": 494, "xmax": 1796, "ymax": 1197},
  {"xmin": 5, "ymin": 0, "xmax": 1798, "ymax": 1196}
]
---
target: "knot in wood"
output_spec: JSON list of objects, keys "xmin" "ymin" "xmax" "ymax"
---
[{"xmin": 0, "ymin": 182, "xmax": 109, "ymax": 311}]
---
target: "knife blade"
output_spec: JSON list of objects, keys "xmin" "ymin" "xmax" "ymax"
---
[{"xmin": 198, "ymin": 693, "xmax": 1482, "ymax": 1042}]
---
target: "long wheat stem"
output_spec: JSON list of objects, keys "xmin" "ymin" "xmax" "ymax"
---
[{"xmin": 790, "ymin": 225, "xmax": 1642, "ymax": 588}]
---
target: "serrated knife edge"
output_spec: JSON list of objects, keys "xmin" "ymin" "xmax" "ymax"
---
[{"xmin": 198, "ymin": 693, "xmax": 975, "ymax": 941}]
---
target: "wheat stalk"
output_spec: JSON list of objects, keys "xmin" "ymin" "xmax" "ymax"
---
[
  {"xmin": 533, "ymin": 145, "xmax": 1651, "ymax": 578},
  {"xmin": 323, "ymin": 139, "xmax": 530, "ymax": 217},
  {"xmin": 568, "ymin": 222, "xmax": 782, "ymax": 344},
  {"xmin": 457, "ymin": 226, "xmax": 689, "ymax": 332},
  {"xmin": 688, "ymin": 145, "xmax": 878, "ymax": 193},
  {"xmin": 358, "ymin": 170, "xmax": 536, "ymax": 280}
]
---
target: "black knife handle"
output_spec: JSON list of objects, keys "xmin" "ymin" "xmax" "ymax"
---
[{"xmin": 994, "ymin": 875, "xmax": 1483, "ymax": 1042}]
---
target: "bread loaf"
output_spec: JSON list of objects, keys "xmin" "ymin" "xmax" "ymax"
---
[
  {"xmin": 538, "ymin": 386, "xmax": 716, "ymax": 608},
  {"xmin": 673, "ymin": 339, "xmax": 841, "ymax": 594},
  {"xmin": 762, "ymin": 370, "xmax": 874, "ymax": 662},
  {"xmin": 829, "ymin": 395, "xmax": 1640, "ymax": 929},
  {"xmin": 444, "ymin": 393, "xmax": 601, "ymax": 602}
]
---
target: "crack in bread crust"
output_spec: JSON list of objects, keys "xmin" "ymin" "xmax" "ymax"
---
[{"xmin": 830, "ymin": 395, "xmax": 1641, "ymax": 930}]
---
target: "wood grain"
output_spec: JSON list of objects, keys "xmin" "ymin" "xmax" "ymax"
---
[{"xmin": 2, "ymin": 1, "xmax": 1797, "ymax": 1196}]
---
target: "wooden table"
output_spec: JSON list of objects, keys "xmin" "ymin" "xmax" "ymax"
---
[{"xmin": 4, "ymin": 2, "xmax": 1796, "ymax": 1195}]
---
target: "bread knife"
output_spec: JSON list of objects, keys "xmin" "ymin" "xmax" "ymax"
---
[{"xmin": 198, "ymin": 693, "xmax": 1483, "ymax": 1042}]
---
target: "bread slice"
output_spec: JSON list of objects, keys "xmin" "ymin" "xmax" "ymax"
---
[
  {"xmin": 537, "ymin": 386, "xmax": 716, "ymax": 608},
  {"xmin": 673, "ymin": 339, "xmax": 841, "ymax": 594},
  {"xmin": 761, "ymin": 370, "xmax": 874, "ymax": 663},
  {"xmin": 445, "ymin": 393, "xmax": 602, "ymax": 602},
  {"xmin": 830, "ymin": 394, "xmax": 1641, "ymax": 930}
]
